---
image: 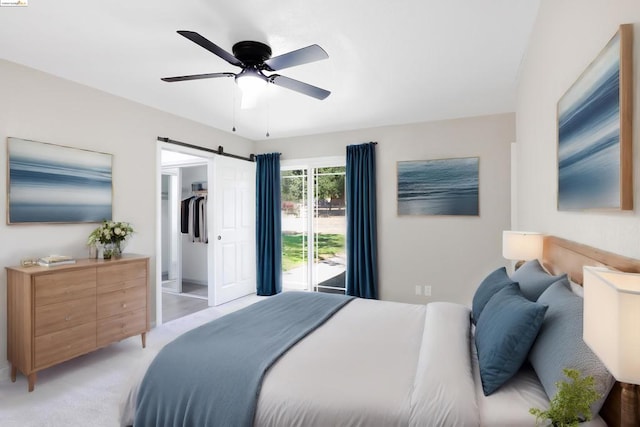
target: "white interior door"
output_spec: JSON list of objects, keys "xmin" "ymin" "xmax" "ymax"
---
[{"xmin": 208, "ymin": 154, "xmax": 256, "ymax": 305}]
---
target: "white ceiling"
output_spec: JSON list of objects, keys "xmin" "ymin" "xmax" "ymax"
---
[{"xmin": 0, "ymin": 1, "xmax": 540, "ymax": 141}]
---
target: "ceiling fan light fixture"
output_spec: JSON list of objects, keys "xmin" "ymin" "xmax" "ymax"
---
[
  {"xmin": 235, "ymin": 68, "xmax": 268, "ymax": 94},
  {"xmin": 239, "ymin": 90, "xmax": 259, "ymax": 109}
]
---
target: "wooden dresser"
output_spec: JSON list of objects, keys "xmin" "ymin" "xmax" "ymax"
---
[{"xmin": 6, "ymin": 255, "xmax": 149, "ymax": 391}]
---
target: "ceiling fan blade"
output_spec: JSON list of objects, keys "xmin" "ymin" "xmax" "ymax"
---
[
  {"xmin": 264, "ymin": 44, "xmax": 328, "ymax": 71},
  {"xmin": 269, "ymin": 75, "xmax": 331, "ymax": 100},
  {"xmin": 161, "ymin": 72, "xmax": 235, "ymax": 82},
  {"xmin": 177, "ymin": 30, "xmax": 243, "ymax": 67}
]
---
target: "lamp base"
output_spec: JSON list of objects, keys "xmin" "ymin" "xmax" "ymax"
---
[
  {"xmin": 621, "ymin": 382, "xmax": 639, "ymax": 427},
  {"xmin": 514, "ymin": 260, "xmax": 525, "ymax": 270}
]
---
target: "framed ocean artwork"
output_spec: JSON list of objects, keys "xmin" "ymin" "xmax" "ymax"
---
[
  {"xmin": 397, "ymin": 157, "xmax": 479, "ymax": 216},
  {"xmin": 557, "ymin": 24, "xmax": 633, "ymax": 211},
  {"xmin": 7, "ymin": 137, "xmax": 113, "ymax": 224}
]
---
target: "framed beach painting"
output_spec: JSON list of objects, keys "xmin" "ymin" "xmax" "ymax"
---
[
  {"xmin": 397, "ymin": 157, "xmax": 479, "ymax": 216},
  {"xmin": 7, "ymin": 137, "xmax": 113, "ymax": 224},
  {"xmin": 557, "ymin": 24, "xmax": 633, "ymax": 211}
]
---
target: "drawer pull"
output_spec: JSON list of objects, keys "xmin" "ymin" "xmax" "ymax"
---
[
  {"xmin": 122, "ymin": 303, "xmax": 127, "ymax": 308},
  {"xmin": 65, "ymin": 316, "xmax": 71, "ymax": 321}
]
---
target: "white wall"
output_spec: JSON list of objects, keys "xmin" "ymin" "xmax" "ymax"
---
[
  {"xmin": 258, "ymin": 113, "xmax": 514, "ymax": 305},
  {"xmin": 0, "ymin": 59, "xmax": 254, "ymax": 377},
  {"xmin": 516, "ymin": 1, "xmax": 640, "ymax": 258}
]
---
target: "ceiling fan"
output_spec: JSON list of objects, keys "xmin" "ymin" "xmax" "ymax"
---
[{"xmin": 162, "ymin": 31, "xmax": 331, "ymax": 101}]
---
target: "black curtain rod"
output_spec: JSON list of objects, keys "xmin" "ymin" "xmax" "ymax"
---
[{"xmin": 157, "ymin": 137, "xmax": 256, "ymax": 162}]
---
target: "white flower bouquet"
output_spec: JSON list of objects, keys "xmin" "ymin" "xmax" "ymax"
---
[{"xmin": 88, "ymin": 220, "xmax": 134, "ymax": 259}]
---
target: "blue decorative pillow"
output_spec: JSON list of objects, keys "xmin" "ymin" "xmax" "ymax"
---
[
  {"xmin": 475, "ymin": 283, "xmax": 548, "ymax": 395},
  {"xmin": 529, "ymin": 279, "xmax": 614, "ymax": 415},
  {"xmin": 511, "ymin": 259, "xmax": 566, "ymax": 301},
  {"xmin": 471, "ymin": 267, "xmax": 516, "ymax": 324}
]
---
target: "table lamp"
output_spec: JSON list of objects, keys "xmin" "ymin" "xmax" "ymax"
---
[
  {"xmin": 583, "ymin": 266, "xmax": 640, "ymax": 427},
  {"xmin": 502, "ymin": 231, "xmax": 543, "ymax": 269}
]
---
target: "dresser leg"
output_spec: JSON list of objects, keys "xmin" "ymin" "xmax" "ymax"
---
[
  {"xmin": 141, "ymin": 332, "xmax": 146, "ymax": 349},
  {"xmin": 28, "ymin": 373, "xmax": 36, "ymax": 392},
  {"xmin": 11, "ymin": 365, "xmax": 17, "ymax": 382}
]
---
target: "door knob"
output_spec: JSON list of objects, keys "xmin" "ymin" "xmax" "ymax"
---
[{"xmin": 217, "ymin": 236, "xmax": 221, "ymax": 240}]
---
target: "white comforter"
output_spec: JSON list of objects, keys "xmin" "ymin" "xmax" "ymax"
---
[
  {"xmin": 121, "ymin": 298, "xmax": 605, "ymax": 426},
  {"xmin": 255, "ymin": 300, "xmax": 476, "ymax": 427}
]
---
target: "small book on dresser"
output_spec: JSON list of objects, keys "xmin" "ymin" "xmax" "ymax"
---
[{"xmin": 37, "ymin": 255, "xmax": 76, "ymax": 267}]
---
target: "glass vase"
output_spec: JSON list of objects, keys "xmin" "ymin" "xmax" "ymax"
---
[
  {"xmin": 113, "ymin": 240, "xmax": 123, "ymax": 259},
  {"xmin": 102, "ymin": 242, "xmax": 115, "ymax": 260},
  {"xmin": 102, "ymin": 240, "xmax": 126, "ymax": 260}
]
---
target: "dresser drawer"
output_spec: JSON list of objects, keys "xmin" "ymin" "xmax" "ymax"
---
[
  {"xmin": 34, "ymin": 321, "xmax": 96, "ymax": 369},
  {"xmin": 97, "ymin": 285, "xmax": 146, "ymax": 320},
  {"xmin": 97, "ymin": 308, "xmax": 146, "ymax": 347},
  {"xmin": 97, "ymin": 261, "xmax": 146, "ymax": 292},
  {"xmin": 35, "ymin": 295, "xmax": 97, "ymax": 337},
  {"xmin": 97, "ymin": 276, "xmax": 146, "ymax": 295},
  {"xmin": 35, "ymin": 269, "xmax": 96, "ymax": 307}
]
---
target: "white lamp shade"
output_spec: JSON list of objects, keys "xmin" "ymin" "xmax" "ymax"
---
[
  {"xmin": 235, "ymin": 71, "xmax": 267, "ymax": 109},
  {"xmin": 236, "ymin": 73, "xmax": 267, "ymax": 93},
  {"xmin": 502, "ymin": 231, "xmax": 543, "ymax": 261},
  {"xmin": 583, "ymin": 266, "xmax": 640, "ymax": 384}
]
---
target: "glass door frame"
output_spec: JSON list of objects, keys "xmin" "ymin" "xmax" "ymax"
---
[{"xmin": 281, "ymin": 156, "xmax": 345, "ymax": 292}]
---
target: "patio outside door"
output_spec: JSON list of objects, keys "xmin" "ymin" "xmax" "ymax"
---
[{"xmin": 281, "ymin": 162, "xmax": 346, "ymax": 294}]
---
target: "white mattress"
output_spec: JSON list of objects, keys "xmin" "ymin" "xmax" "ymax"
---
[{"xmin": 120, "ymin": 298, "xmax": 606, "ymax": 426}]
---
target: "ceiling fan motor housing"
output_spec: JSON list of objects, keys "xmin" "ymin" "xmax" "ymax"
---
[{"xmin": 232, "ymin": 41, "xmax": 272, "ymax": 66}]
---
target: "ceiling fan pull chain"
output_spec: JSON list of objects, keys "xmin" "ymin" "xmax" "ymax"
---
[
  {"xmin": 232, "ymin": 85, "xmax": 237, "ymax": 132},
  {"xmin": 266, "ymin": 89, "xmax": 270, "ymax": 138}
]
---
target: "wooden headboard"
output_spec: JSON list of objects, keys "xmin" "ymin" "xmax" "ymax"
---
[{"xmin": 541, "ymin": 235, "xmax": 640, "ymax": 427}]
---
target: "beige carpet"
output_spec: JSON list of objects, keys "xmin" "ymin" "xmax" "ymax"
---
[{"xmin": 0, "ymin": 294, "xmax": 262, "ymax": 427}]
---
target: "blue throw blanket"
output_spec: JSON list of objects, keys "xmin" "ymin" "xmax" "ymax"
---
[{"xmin": 134, "ymin": 292, "xmax": 354, "ymax": 427}]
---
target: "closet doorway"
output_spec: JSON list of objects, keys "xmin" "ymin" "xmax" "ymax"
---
[
  {"xmin": 156, "ymin": 142, "xmax": 257, "ymax": 326},
  {"xmin": 160, "ymin": 150, "xmax": 209, "ymax": 323}
]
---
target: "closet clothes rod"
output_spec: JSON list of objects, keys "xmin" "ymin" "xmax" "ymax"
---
[{"xmin": 157, "ymin": 137, "xmax": 256, "ymax": 163}]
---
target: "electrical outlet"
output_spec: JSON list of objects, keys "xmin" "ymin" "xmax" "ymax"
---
[
  {"xmin": 415, "ymin": 285, "xmax": 422, "ymax": 296},
  {"xmin": 424, "ymin": 285, "xmax": 432, "ymax": 296}
]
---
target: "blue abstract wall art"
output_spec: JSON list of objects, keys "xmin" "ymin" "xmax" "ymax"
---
[
  {"xmin": 557, "ymin": 25, "xmax": 633, "ymax": 211},
  {"xmin": 7, "ymin": 138, "xmax": 113, "ymax": 223},
  {"xmin": 397, "ymin": 157, "xmax": 479, "ymax": 216}
]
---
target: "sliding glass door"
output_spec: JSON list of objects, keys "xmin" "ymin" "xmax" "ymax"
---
[
  {"xmin": 313, "ymin": 167, "xmax": 346, "ymax": 293},
  {"xmin": 281, "ymin": 169, "xmax": 309, "ymax": 291},
  {"xmin": 281, "ymin": 160, "xmax": 346, "ymax": 294}
]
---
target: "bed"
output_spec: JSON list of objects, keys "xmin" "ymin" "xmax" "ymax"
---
[{"xmin": 120, "ymin": 236, "xmax": 640, "ymax": 426}]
